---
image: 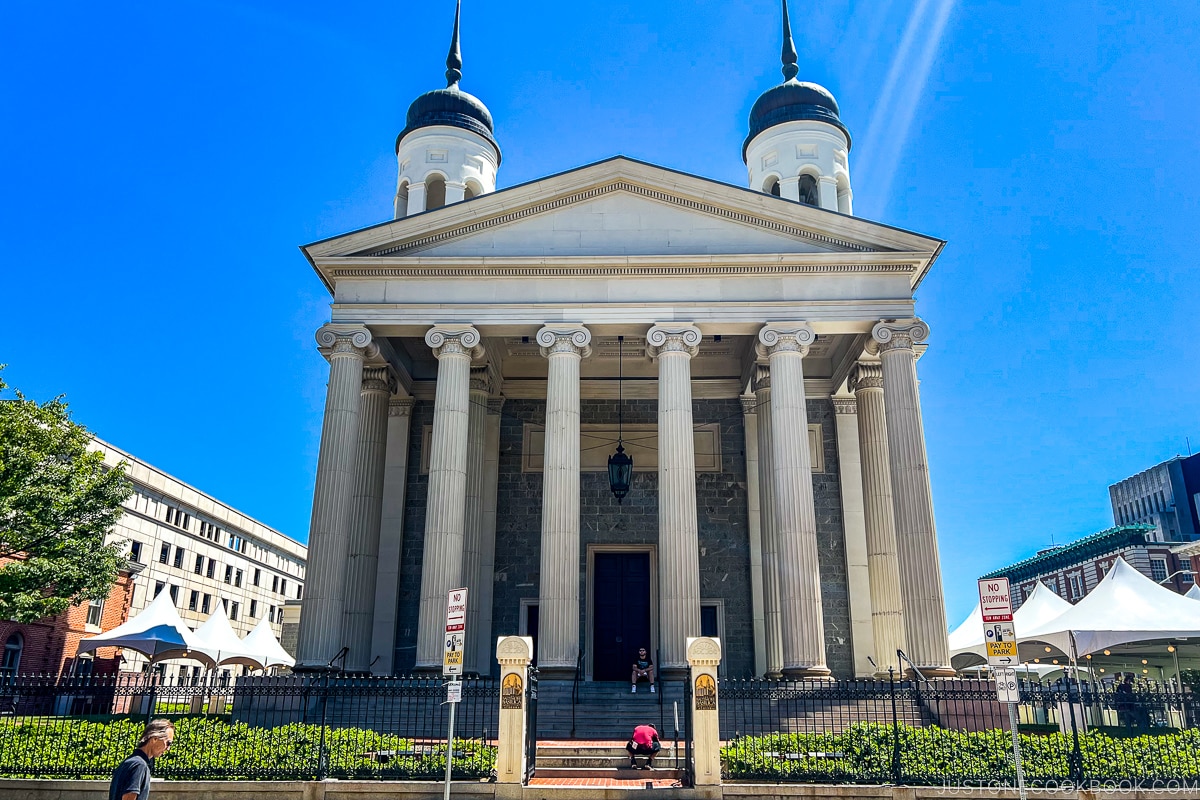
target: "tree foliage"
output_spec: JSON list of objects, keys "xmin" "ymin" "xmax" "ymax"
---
[{"xmin": 0, "ymin": 370, "xmax": 133, "ymax": 622}]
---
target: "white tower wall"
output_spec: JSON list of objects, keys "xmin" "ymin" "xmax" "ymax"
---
[
  {"xmin": 395, "ymin": 125, "xmax": 499, "ymax": 218},
  {"xmin": 745, "ymin": 120, "xmax": 852, "ymax": 214}
]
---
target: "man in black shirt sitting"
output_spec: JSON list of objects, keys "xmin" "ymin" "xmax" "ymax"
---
[{"xmin": 631, "ymin": 647, "xmax": 656, "ymax": 693}]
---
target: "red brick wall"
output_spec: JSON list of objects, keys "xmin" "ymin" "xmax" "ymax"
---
[{"xmin": 0, "ymin": 567, "xmax": 134, "ymax": 675}]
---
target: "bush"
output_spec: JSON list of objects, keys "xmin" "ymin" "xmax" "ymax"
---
[
  {"xmin": 0, "ymin": 717, "xmax": 496, "ymax": 781},
  {"xmin": 722, "ymin": 723, "xmax": 1200, "ymax": 785}
]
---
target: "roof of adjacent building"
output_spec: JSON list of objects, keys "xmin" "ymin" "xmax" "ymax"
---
[{"xmin": 980, "ymin": 524, "xmax": 1157, "ymax": 583}]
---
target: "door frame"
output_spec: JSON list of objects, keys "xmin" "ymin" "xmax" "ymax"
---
[{"xmin": 585, "ymin": 544, "xmax": 658, "ymax": 682}]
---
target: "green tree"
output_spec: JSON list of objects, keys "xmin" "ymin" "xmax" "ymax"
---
[{"xmin": 0, "ymin": 370, "xmax": 133, "ymax": 622}]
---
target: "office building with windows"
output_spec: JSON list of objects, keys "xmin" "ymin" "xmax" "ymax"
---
[
  {"xmin": 1109, "ymin": 452, "xmax": 1200, "ymax": 544},
  {"xmin": 90, "ymin": 439, "xmax": 308, "ymax": 682}
]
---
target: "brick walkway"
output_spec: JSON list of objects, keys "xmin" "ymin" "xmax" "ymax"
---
[{"xmin": 527, "ymin": 776, "xmax": 682, "ymax": 788}]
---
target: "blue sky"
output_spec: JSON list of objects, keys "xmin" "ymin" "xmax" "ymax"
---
[{"xmin": 2, "ymin": 1, "xmax": 1197, "ymax": 627}]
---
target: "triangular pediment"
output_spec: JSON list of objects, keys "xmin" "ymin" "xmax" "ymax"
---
[{"xmin": 303, "ymin": 157, "xmax": 943, "ymax": 288}]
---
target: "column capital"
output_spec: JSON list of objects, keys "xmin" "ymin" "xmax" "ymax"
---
[
  {"xmin": 536, "ymin": 325, "xmax": 592, "ymax": 359},
  {"xmin": 752, "ymin": 363, "xmax": 771, "ymax": 393},
  {"xmin": 756, "ymin": 323, "xmax": 815, "ymax": 359},
  {"xmin": 388, "ymin": 397, "xmax": 414, "ymax": 418},
  {"xmin": 470, "ymin": 364, "xmax": 493, "ymax": 395},
  {"xmin": 646, "ymin": 323, "xmax": 701, "ymax": 359},
  {"xmin": 848, "ymin": 362, "xmax": 884, "ymax": 393},
  {"xmin": 832, "ymin": 397, "xmax": 858, "ymax": 416},
  {"xmin": 487, "ymin": 397, "xmax": 506, "ymax": 415},
  {"xmin": 425, "ymin": 325, "xmax": 484, "ymax": 360},
  {"xmin": 362, "ymin": 366, "xmax": 398, "ymax": 395},
  {"xmin": 740, "ymin": 394, "xmax": 758, "ymax": 416},
  {"xmin": 871, "ymin": 319, "xmax": 929, "ymax": 353},
  {"xmin": 316, "ymin": 325, "xmax": 378, "ymax": 360}
]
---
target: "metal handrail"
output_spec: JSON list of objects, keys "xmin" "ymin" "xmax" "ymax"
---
[{"xmin": 570, "ymin": 649, "xmax": 582, "ymax": 738}]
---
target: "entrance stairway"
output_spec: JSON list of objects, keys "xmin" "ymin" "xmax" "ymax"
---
[
  {"xmin": 536, "ymin": 680, "xmax": 689, "ymax": 739},
  {"xmin": 530, "ymin": 742, "xmax": 686, "ymax": 787}
]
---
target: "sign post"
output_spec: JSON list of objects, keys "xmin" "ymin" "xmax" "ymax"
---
[
  {"xmin": 443, "ymin": 588, "xmax": 468, "ymax": 800},
  {"xmin": 978, "ymin": 578, "xmax": 1025, "ymax": 800}
]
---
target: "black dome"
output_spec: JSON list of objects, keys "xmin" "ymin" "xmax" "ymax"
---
[
  {"xmin": 396, "ymin": 86, "xmax": 501, "ymax": 163},
  {"xmin": 743, "ymin": 79, "xmax": 851, "ymax": 161}
]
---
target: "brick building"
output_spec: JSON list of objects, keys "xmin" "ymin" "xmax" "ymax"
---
[
  {"xmin": 981, "ymin": 524, "xmax": 1195, "ymax": 611},
  {"xmin": 0, "ymin": 562, "xmax": 138, "ymax": 676}
]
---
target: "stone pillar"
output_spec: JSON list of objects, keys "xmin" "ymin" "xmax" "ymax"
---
[
  {"xmin": 818, "ymin": 175, "xmax": 839, "ymax": 211},
  {"xmin": 371, "ymin": 397, "xmax": 413, "ymax": 675},
  {"xmin": 462, "ymin": 366, "xmax": 491, "ymax": 674},
  {"xmin": 779, "ymin": 176, "xmax": 801, "ymax": 202},
  {"xmin": 445, "ymin": 181, "xmax": 466, "ymax": 204},
  {"xmin": 850, "ymin": 363, "xmax": 906, "ymax": 674},
  {"xmin": 757, "ymin": 324, "xmax": 829, "ymax": 678},
  {"xmin": 415, "ymin": 325, "xmax": 483, "ymax": 671},
  {"xmin": 535, "ymin": 325, "xmax": 592, "ymax": 677},
  {"xmin": 740, "ymin": 395, "xmax": 768, "ymax": 677},
  {"xmin": 833, "ymin": 396, "xmax": 877, "ymax": 677},
  {"xmin": 753, "ymin": 365, "xmax": 784, "ymax": 678},
  {"xmin": 406, "ymin": 183, "xmax": 426, "ymax": 216},
  {"xmin": 646, "ymin": 324, "xmax": 703, "ymax": 676},
  {"xmin": 296, "ymin": 325, "xmax": 376, "ymax": 670},
  {"xmin": 474, "ymin": 399, "xmax": 503, "ymax": 676},
  {"xmin": 686, "ymin": 637, "xmax": 723, "ymax": 785},
  {"xmin": 871, "ymin": 320, "xmax": 952, "ymax": 676},
  {"xmin": 343, "ymin": 366, "xmax": 396, "ymax": 673},
  {"xmin": 495, "ymin": 636, "xmax": 534, "ymax": 784}
]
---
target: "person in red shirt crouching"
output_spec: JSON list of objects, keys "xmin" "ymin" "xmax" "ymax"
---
[{"xmin": 625, "ymin": 723, "xmax": 661, "ymax": 769}]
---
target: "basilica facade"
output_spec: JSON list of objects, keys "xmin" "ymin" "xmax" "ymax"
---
[{"xmin": 294, "ymin": 1, "xmax": 953, "ymax": 680}]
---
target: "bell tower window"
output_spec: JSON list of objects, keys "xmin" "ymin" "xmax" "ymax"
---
[
  {"xmin": 798, "ymin": 174, "xmax": 819, "ymax": 207},
  {"xmin": 425, "ymin": 175, "xmax": 447, "ymax": 210},
  {"xmin": 763, "ymin": 176, "xmax": 781, "ymax": 197}
]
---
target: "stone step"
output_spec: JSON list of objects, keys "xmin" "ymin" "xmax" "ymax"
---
[{"xmin": 531, "ymin": 766, "xmax": 685, "ymax": 781}]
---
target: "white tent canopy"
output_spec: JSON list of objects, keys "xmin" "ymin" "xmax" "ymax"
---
[
  {"xmin": 1187, "ymin": 584, "xmax": 1200, "ymax": 600},
  {"xmin": 949, "ymin": 581, "xmax": 1074, "ymax": 664},
  {"xmin": 77, "ymin": 590, "xmax": 213, "ymax": 666},
  {"xmin": 240, "ymin": 618, "xmax": 295, "ymax": 669},
  {"xmin": 1020, "ymin": 556, "xmax": 1200, "ymax": 655},
  {"xmin": 192, "ymin": 603, "xmax": 262, "ymax": 668}
]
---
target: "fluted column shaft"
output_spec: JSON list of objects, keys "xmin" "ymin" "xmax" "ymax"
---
[
  {"xmin": 647, "ymin": 324, "xmax": 703, "ymax": 674},
  {"xmin": 370, "ymin": 397, "xmax": 413, "ymax": 674},
  {"xmin": 342, "ymin": 367, "xmax": 395, "ymax": 672},
  {"xmin": 296, "ymin": 325, "xmax": 376, "ymax": 669},
  {"xmin": 415, "ymin": 326, "xmax": 482, "ymax": 670},
  {"xmin": 462, "ymin": 367, "xmax": 490, "ymax": 673},
  {"xmin": 758, "ymin": 324, "xmax": 829, "ymax": 677},
  {"xmin": 850, "ymin": 363, "xmax": 906, "ymax": 674},
  {"xmin": 872, "ymin": 320, "xmax": 952, "ymax": 674},
  {"xmin": 536, "ymin": 325, "xmax": 591, "ymax": 675},
  {"xmin": 753, "ymin": 368, "xmax": 784, "ymax": 677}
]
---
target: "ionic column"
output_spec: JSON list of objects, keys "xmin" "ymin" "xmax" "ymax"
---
[
  {"xmin": 462, "ymin": 366, "xmax": 491, "ymax": 674},
  {"xmin": 343, "ymin": 366, "xmax": 396, "ymax": 673},
  {"xmin": 740, "ymin": 394, "xmax": 767, "ymax": 677},
  {"xmin": 757, "ymin": 324, "xmax": 829, "ymax": 678},
  {"xmin": 535, "ymin": 325, "xmax": 592, "ymax": 677},
  {"xmin": 832, "ymin": 395, "xmax": 877, "ymax": 678},
  {"xmin": 415, "ymin": 325, "xmax": 483, "ymax": 670},
  {"xmin": 473, "ymin": 397, "xmax": 504, "ymax": 675},
  {"xmin": 295, "ymin": 325, "xmax": 376, "ymax": 669},
  {"xmin": 753, "ymin": 365, "xmax": 784, "ymax": 677},
  {"xmin": 370, "ymin": 397, "xmax": 413, "ymax": 675},
  {"xmin": 849, "ymin": 363, "xmax": 906, "ymax": 674},
  {"xmin": 871, "ymin": 320, "xmax": 952, "ymax": 675},
  {"xmin": 646, "ymin": 323, "xmax": 703, "ymax": 675}
]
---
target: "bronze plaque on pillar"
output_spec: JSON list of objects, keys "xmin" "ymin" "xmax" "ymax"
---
[
  {"xmin": 501, "ymin": 673, "xmax": 524, "ymax": 709},
  {"xmin": 694, "ymin": 674, "xmax": 717, "ymax": 710}
]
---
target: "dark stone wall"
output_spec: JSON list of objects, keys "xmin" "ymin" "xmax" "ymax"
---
[{"xmin": 392, "ymin": 395, "xmax": 853, "ymax": 679}]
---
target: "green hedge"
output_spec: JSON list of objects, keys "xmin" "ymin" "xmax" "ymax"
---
[
  {"xmin": 722, "ymin": 722, "xmax": 1200, "ymax": 785},
  {"xmin": 0, "ymin": 717, "xmax": 495, "ymax": 780}
]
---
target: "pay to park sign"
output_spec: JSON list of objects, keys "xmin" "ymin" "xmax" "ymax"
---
[
  {"xmin": 978, "ymin": 577, "xmax": 1018, "ymax": 666},
  {"xmin": 444, "ymin": 587, "xmax": 468, "ymax": 677}
]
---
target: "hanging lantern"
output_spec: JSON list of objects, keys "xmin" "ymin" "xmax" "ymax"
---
[{"xmin": 609, "ymin": 336, "xmax": 634, "ymax": 503}]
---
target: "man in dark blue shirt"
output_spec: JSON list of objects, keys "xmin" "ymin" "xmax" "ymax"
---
[{"xmin": 109, "ymin": 719, "xmax": 174, "ymax": 800}]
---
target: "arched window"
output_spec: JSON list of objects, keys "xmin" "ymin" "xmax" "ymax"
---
[
  {"xmin": 836, "ymin": 174, "xmax": 851, "ymax": 214},
  {"xmin": 763, "ymin": 176, "xmax": 780, "ymax": 197},
  {"xmin": 425, "ymin": 174, "xmax": 447, "ymax": 211},
  {"xmin": 395, "ymin": 181, "xmax": 410, "ymax": 219},
  {"xmin": 1, "ymin": 634, "xmax": 23, "ymax": 677},
  {"xmin": 464, "ymin": 180, "xmax": 483, "ymax": 201},
  {"xmin": 798, "ymin": 174, "xmax": 819, "ymax": 207}
]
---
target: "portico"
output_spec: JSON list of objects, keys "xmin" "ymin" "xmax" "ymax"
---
[{"xmin": 294, "ymin": 157, "xmax": 953, "ymax": 680}]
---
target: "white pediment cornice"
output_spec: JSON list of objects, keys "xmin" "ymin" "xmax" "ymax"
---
[{"xmin": 302, "ymin": 157, "xmax": 944, "ymax": 290}]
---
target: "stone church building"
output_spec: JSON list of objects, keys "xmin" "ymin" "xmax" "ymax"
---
[{"xmin": 294, "ymin": 1, "xmax": 953, "ymax": 681}]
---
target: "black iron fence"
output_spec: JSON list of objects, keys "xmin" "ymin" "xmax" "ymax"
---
[
  {"xmin": 0, "ymin": 673, "xmax": 498, "ymax": 781},
  {"xmin": 719, "ymin": 674, "xmax": 1200, "ymax": 787}
]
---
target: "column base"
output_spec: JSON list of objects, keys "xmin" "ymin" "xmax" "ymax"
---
[
  {"xmin": 781, "ymin": 666, "xmax": 833, "ymax": 680},
  {"xmin": 910, "ymin": 665, "xmax": 958, "ymax": 679},
  {"xmin": 291, "ymin": 664, "xmax": 342, "ymax": 674},
  {"xmin": 659, "ymin": 665, "xmax": 690, "ymax": 681},
  {"xmin": 535, "ymin": 665, "xmax": 577, "ymax": 681},
  {"xmin": 763, "ymin": 670, "xmax": 784, "ymax": 680}
]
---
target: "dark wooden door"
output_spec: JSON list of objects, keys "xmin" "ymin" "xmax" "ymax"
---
[{"xmin": 592, "ymin": 552, "xmax": 651, "ymax": 681}]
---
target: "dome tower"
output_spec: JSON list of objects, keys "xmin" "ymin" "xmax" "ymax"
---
[
  {"xmin": 394, "ymin": 0, "xmax": 501, "ymax": 218},
  {"xmin": 744, "ymin": 0, "xmax": 852, "ymax": 214}
]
